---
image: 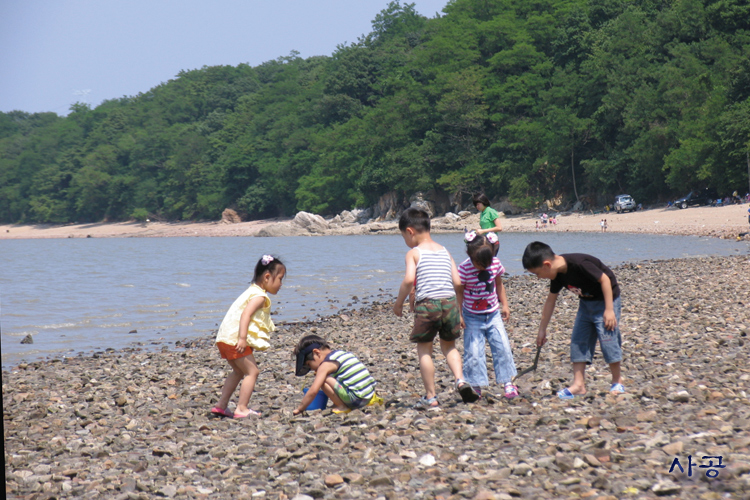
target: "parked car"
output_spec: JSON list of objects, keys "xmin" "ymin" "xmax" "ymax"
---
[
  {"xmin": 614, "ymin": 194, "xmax": 636, "ymax": 213},
  {"xmin": 674, "ymin": 189, "xmax": 716, "ymax": 209}
]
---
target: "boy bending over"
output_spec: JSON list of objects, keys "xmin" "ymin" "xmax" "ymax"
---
[{"xmin": 522, "ymin": 241, "xmax": 624, "ymax": 399}]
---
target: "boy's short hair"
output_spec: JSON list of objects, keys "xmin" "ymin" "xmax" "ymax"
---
[
  {"xmin": 293, "ymin": 334, "xmax": 331, "ymax": 376},
  {"xmin": 399, "ymin": 207, "xmax": 430, "ymax": 233},
  {"xmin": 472, "ymin": 193, "xmax": 491, "ymax": 207},
  {"xmin": 522, "ymin": 241, "xmax": 556, "ymax": 269}
]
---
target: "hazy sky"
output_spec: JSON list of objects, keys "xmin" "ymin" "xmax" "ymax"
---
[{"xmin": 0, "ymin": 0, "xmax": 448, "ymax": 115}]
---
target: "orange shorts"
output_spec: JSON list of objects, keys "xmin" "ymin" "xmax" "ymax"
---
[{"xmin": 217, "ymin": 342, "xmax": 254, "ymax": 360}]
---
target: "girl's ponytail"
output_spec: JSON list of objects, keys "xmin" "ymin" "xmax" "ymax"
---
[
  {"xmin": 464, "ymin": 233, "xmax": 494, "ymax": 269},
  {"xmin": 253, "ymin": 255, "xmax": 285, "ymax": 283}
]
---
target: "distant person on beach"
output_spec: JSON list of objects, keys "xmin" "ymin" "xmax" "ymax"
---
[
  {"xmin": 604, "ymin": 219, "xmax": 608, "ymax": 231},
  {"xmin": 393, "ymin": 208, "xmax": 479, "ymax": 408},
  {"xmin": 292, "ymin": 334, "xmax": 381, "ymax": 414},
  {"xmin": 600, "ymin": 219, "xmax": 605, "ymax": 232},
  {"xmin": 212, "ymin": 255, "xmax": 285, "ymax": 418},
  {"xmin": 473, "ymin": 193, "xmax": 503, "ymax": 237},
  {"xmin": 456, "ymin": 231, "xmax": 517, "ymax": 399},
  {"xmin": 522, "ymin": 242, "xmax": 624, "ymax": 399},
  {"xmin": 535, "ymin": 220, "xmax": 539, "ymax": 231}
]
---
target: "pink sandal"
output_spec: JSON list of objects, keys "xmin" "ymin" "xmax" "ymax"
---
[
  {"xmin": 233, "ymin": 409, "xmax": 260, "ymax": 419},
  {"xmin": 210, "ymin": 406, "xmax": 234, "ymax": 418}
]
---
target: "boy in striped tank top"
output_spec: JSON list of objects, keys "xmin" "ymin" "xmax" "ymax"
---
[
  {"xmin": 393, "ymin": 208, "xmax": 480, "ymax": 408},
  {"xmin": 292, "ymin": 335, "xmax": 380, "ymax": 414}
]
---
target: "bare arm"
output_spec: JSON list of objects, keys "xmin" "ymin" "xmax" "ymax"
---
[
  {"xmin": 394, "ymin": 249, "xmax": 418, "ymax": 317},
  {"xmin": 450, "ymin": 256, "xmax": 465, "ymax": 327},
  {"xmin": 599, "ymin": 274, "xmax": 617, "ymax": 330},
  {"xmin": 537, "ymin": 292, "xmax": 558, "ymax": 347},
  {"xmin": 496, "ymin": 275, "xmax": 510, "ymax": 321},
  {"xmin": 293, "ymin": 362, "xmax": 335, "ymax": 415},
  {"xmin": 236, "ymin": 295, "xmax": 266, "ymax": 353}
]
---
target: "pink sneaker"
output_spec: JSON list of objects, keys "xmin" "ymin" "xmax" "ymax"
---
[{"xmin": 504, "ymin": 384, "xmax": 519, "ymax": 399}]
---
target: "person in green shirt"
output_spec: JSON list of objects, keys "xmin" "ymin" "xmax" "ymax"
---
[{"xmin": 473, "ymin": 193, "xmax": 503, "ymax": 236}]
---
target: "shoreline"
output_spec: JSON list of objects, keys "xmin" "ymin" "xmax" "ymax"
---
[
  {"xmin": 4, "ymin": 254, "xmax": 749, "ymax": 498},
  {"xmin": 2, "ymin": 203, "xmax": 749, "ymax": 240}
]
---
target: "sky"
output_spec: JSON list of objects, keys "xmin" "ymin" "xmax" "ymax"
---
[{"xmin": 0, "ymin": 0, "xmax": 448, "ymax": 115}]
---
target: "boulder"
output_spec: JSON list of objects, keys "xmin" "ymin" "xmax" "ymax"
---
[
  {"xmin": 350, "ymin": 207, "xmax": 373, "ymax": 224},
  {"xmin": 409, "ymin": 192, "xmax": 435, "ymax": 218},
  {"xmin": 339, "ymin": 210, "xmax": 357, "ymax": 224},
  {"xmin": 220, "ymin": 208, "xmax": 242, "ymax": 224},
  {"xmin": 293, "ymin": 212, "xmax": 329, "ymax": 233},
  {"xmin": 256, "ymin": 221, "xmax": 305, "ymax": 237}
]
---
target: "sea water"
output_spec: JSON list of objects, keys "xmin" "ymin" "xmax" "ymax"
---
[{"xmin": 1, "ymin": 232, "xmax": 747, "ymax": 369}]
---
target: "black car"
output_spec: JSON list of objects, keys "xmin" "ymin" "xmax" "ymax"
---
[{"xmin": 674, "ymin": 189, "xmax": 717, "ymax": 209}]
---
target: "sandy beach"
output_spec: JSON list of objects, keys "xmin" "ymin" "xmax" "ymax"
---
[{"xmin": 2, "ymin": 203, "xmax": 749, "ymax": 240}]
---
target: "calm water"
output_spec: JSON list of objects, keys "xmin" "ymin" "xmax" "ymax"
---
[{"xmin": 2, "ymin": 233, "xmax": 747, "ymax": 369}]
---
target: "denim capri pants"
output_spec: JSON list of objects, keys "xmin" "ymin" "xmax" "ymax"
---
[
  {"xmin": 570, "ymin": 296, "xmax": 622, "ymax": 364},
  {"xmin": 462, "ymin": 309, "xmax": 517, "ymax": 386}
]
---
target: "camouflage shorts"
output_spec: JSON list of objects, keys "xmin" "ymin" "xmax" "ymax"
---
[{"xmin": 410, "ymin": 297, "xmax": 461, "ymax": 343}]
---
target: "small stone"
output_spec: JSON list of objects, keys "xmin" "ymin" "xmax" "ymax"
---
[
  {"xmin": 584, "ymin": 454, "xmax": 601, "ymax": 467},
  {"xmin": 560, "ymin": 477, "xmax": 581, "ymax": 485},
  {"xmin": 21, "ymin": 334, "xmax": 33, "ymax": 344},
  {"xmin": 637, "ymin": 410, "xmax": 657, "ymax": 422},
  {"xmin": 324, "ymin": 474, "xmax": 343, "ymax": 487},
  {"xmin": 369, "ymin": 475, "xmax": 393, "ymax": 487},
  {"xmin": 419, "ymin": 453, "xmax": 436, "ymax": 466},
  {"xmin": 652, "ymin": 482, "xmax": 682, "ymax": 496},
  {"xmin": 343, "ymin": 473, "xmax": 364, "ymax": 485},
  {"xmin": 512, "ymin": 463, "xmax": 533, "ymax": 476},
  {"xmin": 667, "ymin": 391, "xmax": 690, "ymax": 402},
  {"xmin": 662, "ymin": 441, "xmax": 684, "ymax": 455}
]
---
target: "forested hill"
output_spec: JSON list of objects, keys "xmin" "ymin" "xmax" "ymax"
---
[{"xmin": 2, "ymin": 0, "xmax": 749, "ymax": 224}]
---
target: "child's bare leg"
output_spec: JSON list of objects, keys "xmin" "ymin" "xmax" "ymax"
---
[
  {"xmin": 609, "ymin": 361, "xmax": 622, "ymax": 387},
  {"xmin": 569, "ymin": 362, "xmax": 587, "ymax": 395},
  {"xmin": 322, "ymin": 377, "xmax": 347, "ymax": 410},
  {"xmin": 439, "ymin": 339, "xmax": 465, "ymax": 382},
  {"xmin": 234, "ymin": 354, "xmax": 260, "ymax": 416},
  {"xmin": 217, "ymin": 362, "xmax": 243, "ymax": 409},
  {"xmin": 417, "ymin": 342, "xmax": 436, "ymax": 399}
]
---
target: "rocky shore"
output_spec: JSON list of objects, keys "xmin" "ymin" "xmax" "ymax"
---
[
  {"xmin": 4, "ymin": 255, "xmax": 750, "ymax": 499},
  {"xmin": 2, "ymin": 203, "xmax": 749, "ymax": 240}
]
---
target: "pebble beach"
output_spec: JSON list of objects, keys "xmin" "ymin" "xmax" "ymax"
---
[{"xmin": 4, "ymin": 253, "xmax": 750, "ymax": 499}]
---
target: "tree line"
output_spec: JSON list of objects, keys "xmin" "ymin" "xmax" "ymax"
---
[{"xmin": 1, "ymin": 0, "xmax": 749, "ymax": 224}]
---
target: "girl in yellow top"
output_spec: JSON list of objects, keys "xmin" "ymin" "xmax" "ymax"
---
[{"xmin": 212, "ymin": 255, "xmax": 285, "ymax": 418}]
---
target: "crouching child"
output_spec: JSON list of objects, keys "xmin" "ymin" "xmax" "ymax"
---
[{"xmin": 292, "ymin": 335, "xmax": 381, "ymax": 414}]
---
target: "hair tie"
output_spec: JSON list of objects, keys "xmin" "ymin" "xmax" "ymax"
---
[
  {"xmin": 486, "ymin": 233, "xmax": 498, "ymax": 244},
  {"xmin": 261, "ymin": 254, "xmax": 274, "ymax": 265},
  {"xmin": 464, "ymin": 230, "xmax": 477, "ymax": 243}
]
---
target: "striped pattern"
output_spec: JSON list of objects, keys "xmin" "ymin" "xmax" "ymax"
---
[
  {"xmin": 415, "ymin": 247, "xmax": 456, "ymax": 302},
  {"xmin": 458, "ymin": 257, "xmax": 505, "ymax": 313},
  {"xmin": 326, "ymin": 350, "xmax": 376, "ymax": 400}
]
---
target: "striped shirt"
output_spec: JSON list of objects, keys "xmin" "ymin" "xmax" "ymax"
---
[
  {"xmin": 415, "ymin": 247, "xmax": 456, "ymax": 302},
  {"xmin": 458, "ymin": 257, "xmax": 505, "ymax": 313},
  {"xmin": 325, "ymin": 350, "xmax": 376, "ymax": 400}
]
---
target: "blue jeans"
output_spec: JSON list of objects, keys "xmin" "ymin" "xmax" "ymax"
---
[
  {"xmin": 462, "ymin": 309, "xmax": 517, "ymax": 386},
  {"xmin": 570, "ymin": 296, "xmax": 622, "ymax": 364}
]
